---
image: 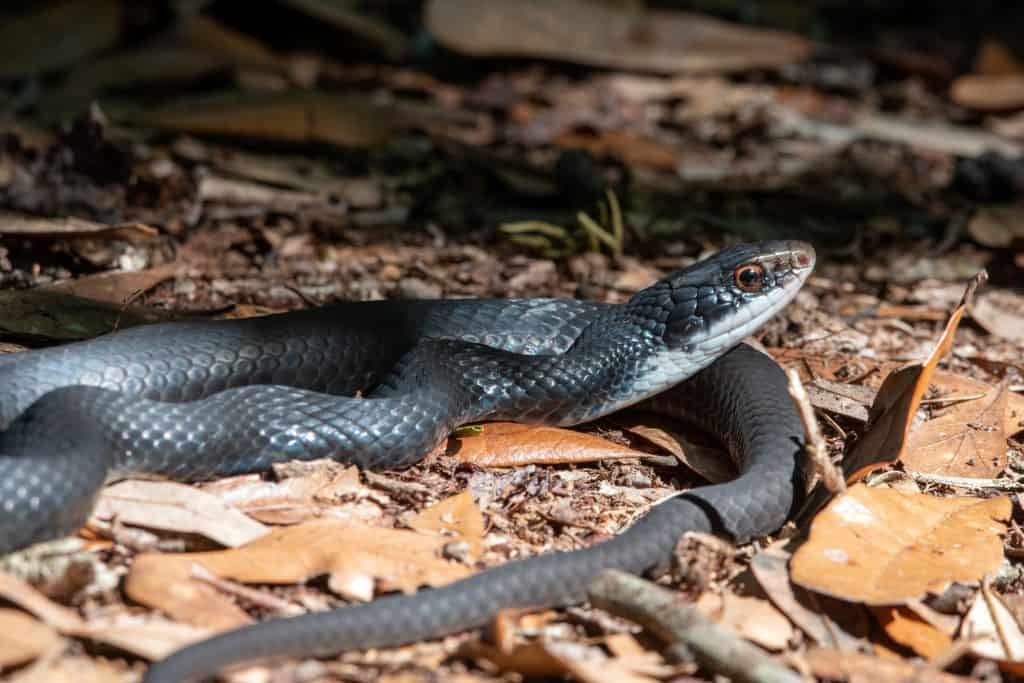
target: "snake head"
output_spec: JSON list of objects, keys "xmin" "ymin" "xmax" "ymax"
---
[{"xmin": 635, "ymin": 240, "xmax": 815, "ymax": 356}]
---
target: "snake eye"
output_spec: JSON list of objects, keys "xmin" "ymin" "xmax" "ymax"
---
[{"xmin": 734, "ymin": 264, "xmax": 765, "ymax": 293}]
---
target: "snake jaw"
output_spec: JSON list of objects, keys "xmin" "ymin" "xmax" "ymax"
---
[{"xmin": 657, "ymin": 240, "xmax": 814, "ymax": 353}]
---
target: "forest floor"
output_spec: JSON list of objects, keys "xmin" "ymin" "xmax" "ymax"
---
[{"xmin": 1, "ymin": 2, "xmax": 1024, "ymax": 682}]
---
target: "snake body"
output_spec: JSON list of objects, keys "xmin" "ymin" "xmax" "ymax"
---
[{"xmin": 0, "ymin": 241, "xmax": 813, "ymax": 682}]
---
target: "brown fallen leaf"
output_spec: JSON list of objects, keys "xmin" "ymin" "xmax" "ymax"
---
[
  {"xmin": 901, "ymin": 379, "xmax": 1010, "ymax": 479},
  {"xmin": 125, "ymin": 519, "xmax": 472, "ymax": 627},
  {"xmin": 5, "ymin": 655, "xmax": 129, "ymax": 683},
  {"xmin": 805, "ymin": 648, "xmax": 973, "ymax": 683},
  {"xmin": 933, "ymin": 372, "xmax": 1024, "ymax": 438},
  {"xmin": 93, "ymin": 480, "xmax": 270, "ymax": 548},
  {"xmin": 547, "ymin": 640, "xmax": 666, "ymax": 683},
  {"xmin": 805, "ymin": 379, "xmax": 872, "ymax": 422},
  {"xmin": 78, "ymin": 615, "xmax": 211, "ymax": 661},
  {"xmin": 0, "ymin": 211, "xmax": 157, "ymax": 242},
  {"xmin": 426, "ymin": 0, "xmax": 810, "ymax": 74},
  {"xmin": 790, "ymin": 485, "xmax": 1011, "ymax": 604},
  {"xmin": 951, "ymin": 74, "xmax": 1024, "ymax": 111},
  {"xmin": 0, "ymin": 289, "xmax": 165, "ymax": 342},
  {"xmin": 44, "ymin": 262, "xmax": 178, "ymax": 306},
  {"xmin": 133, "ymin": 91, "xmax": 393, "ymax": 148},
  {"xmin": 749, "ymin": 540, "xmax": 868, "ymax": 649},
  {"xmin": 694, "ymin": 591, "xmax": 794, "ymax": 651},
  {"xmin": 0, "ymin": 572, "xmax": 85, "ymax": 632},
  {"xmin": 844, "ymin": 273, "xmax": 980, "ymax": 483},
  {"xmin": 463, "ymin": 638, "xmax": 666, "ymax": 682},
  {"xmin": 0, "ymin": 572, "xmax": 209, "ymax": 664},
  {"xmin": 0, "ymin": 608, "xmax": 62, "ymax": 668},
  {"xmin": 614, "ymin": 412, "xmax": 733, "ymax": 483},
  {"xmin": 961, "ymin": 584, "xmax": 1024, "ymax": 674},
  {"xmin": 197, "ymin": 175, "xmax": 348, "ymax": 216},
  {"xmin": 967, "ymin": 206, "xmax": 1024, "ymax": 249},
  {"xmin": 871, "ymin": 605, "xmax": 953, "ymax": 660},
  {"xmin": 554, "ymin": 130, "xmax": 681, "ymax": 172},
  {"xmin": 449, "ymin": 422, "xmax": 650, "ymax": 467},
  {"xmin": 971, "ymin": 292, "xmax": 1024, "ymax": 342},
  {"xmin": 406, "ymin": 491, "xmax": 486, "ymax": 561},
  {"xmin": 200, "ymin": 463, "xmax": 378, "ymax": 526}
]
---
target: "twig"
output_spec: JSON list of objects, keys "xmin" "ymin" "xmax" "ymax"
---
[
  {"xmin": 786, "ymin": 368, "xmax": 845, "ymax": 495},
  {"xmin": 362, "ymin": 470, "xmax": 432, "ymax": 496},
  {"xmin": 904, "ymin": 471, "xmax": 1024, "ymax": 493},
  {"xmin": 587, "ymin": 570, "xmax": 801, "ymax": 683},
  {"xmin": 190, "ymin": 563, "xmax": 304, "ymax": 615}
]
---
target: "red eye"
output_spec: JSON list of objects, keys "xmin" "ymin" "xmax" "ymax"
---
[{"xmin": 734, "ymin": 264, "xmax": 765, "ymax": 293}]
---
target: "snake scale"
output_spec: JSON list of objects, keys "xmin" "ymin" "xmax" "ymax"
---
[{"xmin": 0, "ymin": 240, "xmax": 814, "ymax": 682}]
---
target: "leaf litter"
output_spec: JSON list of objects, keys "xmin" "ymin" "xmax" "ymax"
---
[{"xmin": 2, "ymin": 2, "xmax": 1024, "ymax": 681}]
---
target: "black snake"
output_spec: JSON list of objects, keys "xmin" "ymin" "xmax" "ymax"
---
[{"xmin": 0, "ymin": 240, "xmax": 814, "ymax": 682}]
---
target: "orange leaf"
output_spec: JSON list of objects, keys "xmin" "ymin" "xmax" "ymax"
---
[
  {"xmin": 615, "ymin": 412, "xmax": 733, "ymax": 483},
  {"xmin": 125, "ymin": 519, "xmax": 471, "ymax": 628},
  {"xmin": 0, "ymin": 608, "xmax": 61, "ymax": 668},
  {"xmin": 450, "ymin": 422, "xmax": 649, "ymax": 467},
  {"xmin": 805, "ymin": 648, "xmax": 973, "ymax": 683},
  {"xmin": 871, "ymin": 605, "xmax": 953, "ymax": 659},
  {"xmin": 406, "ymin": 490, "xmax": 485, "ymax": 560},
  {"xmin": 901, "ymin": 379, "xmax": 1010, "ymax": 478},
  {"xmin": 790, "ymin": 485, "xmax": 1010, "ymax": 604},
  {"xmin": 694, "ymin": 592, "xmax": 794, "ymax": 651},
  {"xmin": 845, "ymin": 274, "xmax": 982, "ymax": 483}
]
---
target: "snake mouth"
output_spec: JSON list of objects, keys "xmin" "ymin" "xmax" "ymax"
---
[{"xmin": 753, "ymin": 240, "xmax": 816, "ymax": 280}]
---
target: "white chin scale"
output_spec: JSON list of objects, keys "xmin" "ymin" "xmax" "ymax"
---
[{"xmin": 588, "ymin": 270, "xmax": 807, "ymax": 420}]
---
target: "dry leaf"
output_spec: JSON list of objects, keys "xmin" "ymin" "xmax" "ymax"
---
[
  {"xmin": 971, "ymin": 293, "xmax": 1024, "ymax": 342},
  {"xmin": 0, "ymin": 572, "xmax": 85, "ymax": 632},
  {"xmin": 694, "ymin": 592, "xmax": 794, "ymax": 651},
  {"xmin": 79, "ymin": 616, "xmax": 211, "ymax": 661},
  {"xmin": 554, "ymin": 130, "xmax": 681, "ymax": 172},
  {"xmin": 967, "ymin": 206, "xmax": 1024, "ymax": 249},
  {"xmin": 426, "ymin": 0, "xmax": 810, "ymax": 74},
  {"xmin": 0, "ymin": 608, "xmax": 62, "ymax": 668},
  {"xmin": 5, "ymin": 655, "xmax": 129, "ymax": 683},
  {"xmin": 201, "ymin": 464, "xmax": 378, "ymax": 526},
  {"xmin": 933, "ymin": 371, "xmax": 1024, "ymax": 438},
  {"xmin": 790, "ymin": 485, "xmax": 1011, "ymax": 604},
  {"xmin": 961, "ymin": 585, "xmax": 1024, "ymax": 673},
  {"xmin": 0, "ymin": 211, "xmax": 157, "ymax": 242},
  {"xmin": 844, "ymin": 278, "xmax": 974, "ymax": 482},
  {"xmin": 44, "ymin": 263, "xmax": 178, "ymax": 305},
  {"xmin": 464, "ymin": 639, "xmax": 665, "ymax": 682},
  {"xmin": 450, "ymin": 422, "xmax": 649, "ymax": 467},
  {"xmin": 615, "ymin": 412, "xmax": 733, "ymax": 483},
  {"xmin": 973, "ymin": 38, "xmax": 1024, "ymax": 75},
  {"xmin": 0, "ymin": 572, "xmax": 209, "ymax": 665},
  {"xmin": 93, "ymin": 480, "xmax": 270, "ymax": 548},
  {"xmin": 0, "ymin": 289, "xmax": 165, "ymax": 342},
  {"xmin": 901, "ymin": 379, "xmax": 1010, "ymax": 478},
  {"xmin": 805, "ymin": 648, "xmax": 972, "ymax": 683},
  {"xmin": 406, "ymin": 491, "xmax": 485, "ymax": 560},
  {"xmin": 547, "ymin": 640, "xmax": 665, "ymax": 683},
  {"xmin": 135, "ymin": 91, "xmax": 393, "ymax": 148},
  {"xmin": 125, "ymin": 519, "xmax": 471, "ymax": 627},
  {"xmin": 951, "ymin": 74, "xmax": 1024, "ymax": 111},
  {"xmin": 749, "ymin": 541, "xmax": 867, "ymax": 649},
  {"xmin": 871, "ymin": 605, "xmax": 953, "ymax": 659},
  {"xmin": 462, "ymin": 640, "xmax": 568, "ymax": 678}
]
